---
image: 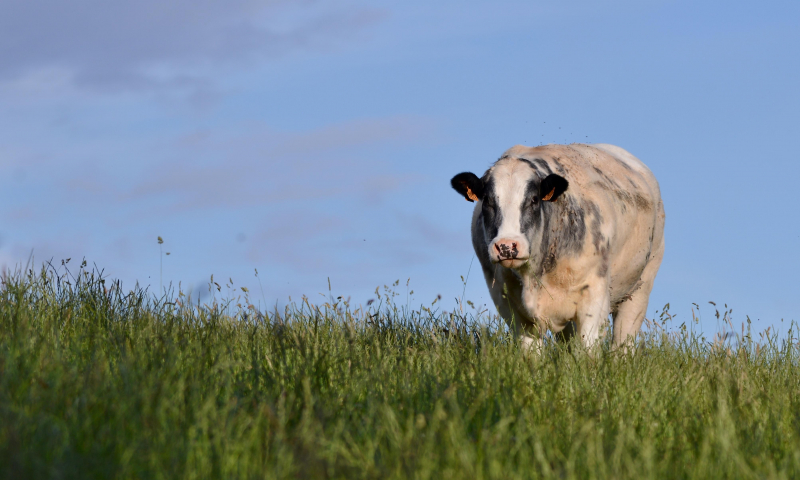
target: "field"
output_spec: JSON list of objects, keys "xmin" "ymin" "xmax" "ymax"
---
[{"xmin": 1, "ymin": 265, "xmax": 799, "ymax": 479}]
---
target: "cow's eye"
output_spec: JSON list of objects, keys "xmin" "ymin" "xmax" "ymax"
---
[{"xmin": 531, "ymin": 196, "xmax": 539, "ymax": 206}]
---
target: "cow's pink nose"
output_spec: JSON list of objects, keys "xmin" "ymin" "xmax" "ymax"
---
[{"xmin": 494, "ymin": 240, "xmax": 520, "ymax": 259}]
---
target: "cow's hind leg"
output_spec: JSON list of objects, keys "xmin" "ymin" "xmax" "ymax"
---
[
  {"xmin": 611, "ymin": 290, "xmax": 649, "ymax": 352},
  {"xmin": 612, "ymin": 244, "xmax": 664, "ymax": 351},
  {"xmin": 575, "ymin": 281, "xmax": 611, "ymax": 351}
]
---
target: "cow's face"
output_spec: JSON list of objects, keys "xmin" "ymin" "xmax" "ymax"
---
[{"xmin": 451, "ymin": 158, "xmax": 568, "ymax": 269}]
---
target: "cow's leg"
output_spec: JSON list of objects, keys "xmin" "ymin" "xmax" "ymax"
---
[
  {"xmin": 493, "ymin": 289, "xmax": 543, "ymax": 355},
  {"xmin": 487, "ymin": 268, "xmax": 544, "ymax": 355},
  {"xmin": 611, "ymin": 289, "xmax": 650, "ymax": 352},
  {"xmin": 576, "ymin": 281, "xmax": 611, "ymax": 350},
  {"xmin": 519, "ymin": 331, "xmax": 543, "ymax": 355},
  {"xmin": 612, "ymin": 243, "xmax": 664, "ymax": 351},
  {"xmin": 504, "ymin": 311, "xmax": 543, "ymax": 355}
]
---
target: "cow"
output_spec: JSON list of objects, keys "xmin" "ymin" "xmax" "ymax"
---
[{"xmin": 450, "ymin": 143, "xmax": 665, "ymax": 352}]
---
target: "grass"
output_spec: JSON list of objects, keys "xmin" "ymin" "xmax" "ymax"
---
[{"xmin": 1, "ymin": 264, "xmax": 799, "ymax": 479}]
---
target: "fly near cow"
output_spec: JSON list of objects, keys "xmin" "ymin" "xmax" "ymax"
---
[{"xmin": 451, "ymin": 144, "xmax": 665, "ymax": 351}]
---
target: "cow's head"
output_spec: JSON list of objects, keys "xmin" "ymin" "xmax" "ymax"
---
[{"xmin": 451, "ymin": 157, "xmax": 568, "ymax": 269}]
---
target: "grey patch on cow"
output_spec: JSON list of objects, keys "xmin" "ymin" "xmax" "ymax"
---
[
  {"xmin": 550, "ymin": 157, "xmax": 567, "ymax": 175},
  {"xmin": 555, "ymin": 195, "xmax": 587, "ymax": 255},
  {"xmin": 532, "ymin": 158, "xmax": 553, "ymax": 175},
  {"xmin": 597, "ymin": 179, "xmax": 630, "ymax": 213},
  {"xmin": 633, "ymin": 193, "xmax": 652, "ymax": 211},
  {"xmin": 644, "ymin": 226, "xmax": 655, "ymax": 263},
  {"xmin": 520, "ymin": 178, "xmax": 544, "ymax": 234},
  {"xmin": 592, "ymin": 165, "xmax": 624, "ymax": 191},
  {"xmin": 538, "ymin": 194, "xmax": 586, "ymax": 274},
  {"xmin": 595, "ymin": 177, "xmax": 643, "ymax": 214},
  {"xmin": 614, "ymin": 157, "xmax": 634, "ymax": 172},
  {"xmin": 472, "ymin": 210, "xmax": 501, "ymax": 296},
  {"xmin": 598, "ymin": 241, "xmax": 610, "ymax": 277},
  {"xmin": 585, "ymin": 200, "xmax": 605, "ymax": 253},
  {"xmin": 518, "ymin": 158, "xmax": 540, "ymax": 173},
  {"xmin": 614, "ymin": 188, "xmax": 633, "ymax": 204},
  {"xmin": 473, "ymin": 211, "xmax": 491, "ymax": 264},
  {"xmin": 480, "ymin": 177, "xmax": 502, "ymax": 241},
  {"xmin": 594, "ymin": 180, "xmax": 613, "ymax": 195}
]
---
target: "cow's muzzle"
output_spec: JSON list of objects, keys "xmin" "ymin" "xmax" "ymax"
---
[{"xmin": 491, "ymin": 238, "xmax": 529, "ymax": 269}]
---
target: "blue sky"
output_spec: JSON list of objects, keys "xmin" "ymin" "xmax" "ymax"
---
[{"xmin": 1, "ymin": 0, "xmax": 798, "ymax": 335}]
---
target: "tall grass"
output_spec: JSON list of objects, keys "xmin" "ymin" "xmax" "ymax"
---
[{"xmin": 1, "ymin": 264, "xmax": 799, "ymax": 479}]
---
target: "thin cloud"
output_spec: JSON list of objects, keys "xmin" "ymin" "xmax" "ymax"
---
[
  {"xmin": 393, "ymin": 211, "xmax": 457, "ymax": 244},
  {"xmin": 246, "ymin": 210, "xmax": 349, "ymax": 273},
  {"xmin": 244, "ymin": 209, "xmax": 437, "ymax": 275},
  {"xmin": 124, "ymin": 115, "xmax": 433, "ymax": 210},
  {"xmin": 0, "ymin": 0, "xmax": 386, "ymax": 92}
]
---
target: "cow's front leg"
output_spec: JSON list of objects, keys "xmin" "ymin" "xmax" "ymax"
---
[
  {"xmin": 576, "ymin": 282, "xmax": 611, "ymax": 350},
  {"xmin": 507, "ymin": 314, "xmax": 543, "ymax": 356},
  {"xmin": 490, "ymin": 273, "xmax": 544, "ymax": 356},
  {"xmin": 519, "ymin": 332, "xmax": 543, "ymax": 356}
]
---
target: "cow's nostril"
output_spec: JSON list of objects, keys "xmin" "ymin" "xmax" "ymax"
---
[{"xmin": 495, "ymin": 242, "xmax": 520, "ymax": 259}]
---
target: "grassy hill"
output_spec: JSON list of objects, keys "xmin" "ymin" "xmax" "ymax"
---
[{"xmin": 1, "ymin": 265, "xmax": 798, "ymax": 479}]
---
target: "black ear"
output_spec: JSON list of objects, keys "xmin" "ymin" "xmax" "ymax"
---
[
  {"xmin": 540, "ymin": 174, "xmax": 568, "ymax": 202},
  {"xmin": 450, "ymin": 172, "xmax": 484, "ymax": 202}
]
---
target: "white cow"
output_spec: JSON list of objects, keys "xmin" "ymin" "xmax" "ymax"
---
[{"xmin": 451, "ymin": 144, "xmax": 665, "ymax": 351}]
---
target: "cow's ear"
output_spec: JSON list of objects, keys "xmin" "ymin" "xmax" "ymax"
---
[
  {"xmin": 540, "ymin": 174, "xmax": 568, "ymax": 202},
  {"xmin": 451, "ymin": 172, "xmax": 484, "ymax": 202}
]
